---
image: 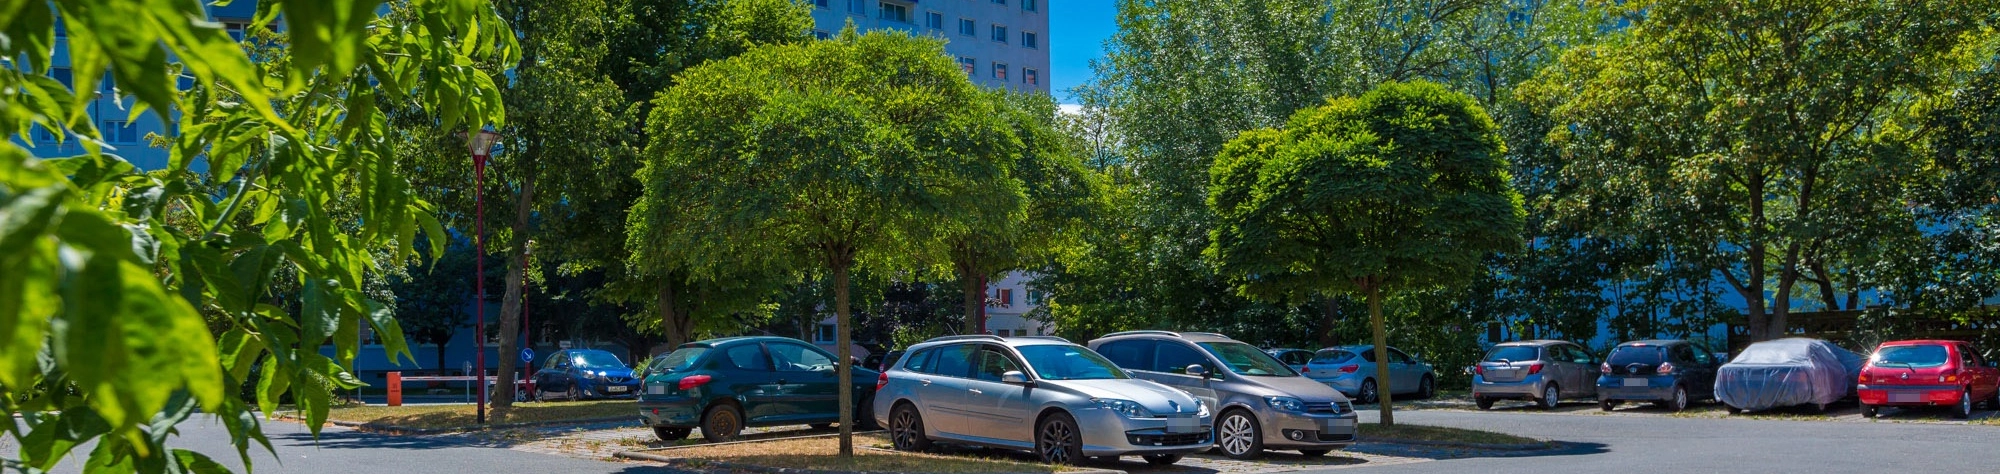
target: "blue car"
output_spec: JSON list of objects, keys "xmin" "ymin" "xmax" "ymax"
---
[
  {"xmin": 532, "ymin": 349, "xmax": 643, "ymax": 401},
  {"xmin": 1595, "ymin": 339, "xmax": 1720, "ymax": 412}
]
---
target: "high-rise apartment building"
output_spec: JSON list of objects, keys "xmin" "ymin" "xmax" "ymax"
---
[{"xmin": 807, "ymin": 0, "xmax": 1051, "ymax": 93}]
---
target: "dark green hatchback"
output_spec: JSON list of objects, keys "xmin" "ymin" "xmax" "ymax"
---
[{"xmin": 638, "ymin": 336, "xmax": 881, "ymax": 442}]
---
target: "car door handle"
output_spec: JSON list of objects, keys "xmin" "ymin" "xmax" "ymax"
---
[
  {"xmin": 920, "ymin": 379, "xmax": 932, "ymax": 386},
  {"xmin": 968, "ymin": 389, "xmax": 982, "ymax": 395}
]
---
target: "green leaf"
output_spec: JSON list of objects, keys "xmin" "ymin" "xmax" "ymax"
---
[
  {"xmin": 0, "ymin": 186, "xmax": 64, "ymax": 256},
  {"xmin": 172, "ymin": 449, "xmax": 231, "ymax": 474},
  {"xmin": 300, "ymin": 279, "xmax": 339, "ymax": 345},
  {"xmin": 253, "ymin": 355, "xmax": 290, "ymax": 417}
]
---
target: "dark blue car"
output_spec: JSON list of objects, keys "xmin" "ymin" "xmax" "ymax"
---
[{"xmin": 532, "ymin": 349, "xmax": 642, "ymax": 401}]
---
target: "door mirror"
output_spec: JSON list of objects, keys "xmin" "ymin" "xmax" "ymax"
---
[
  {"xmin": 1184, "ymin": 364, "xmax": 1209, "ymax": 378},
  {"xmin": 1001, "ymin": 370, "xmax": 1031, "ymax": 385}
]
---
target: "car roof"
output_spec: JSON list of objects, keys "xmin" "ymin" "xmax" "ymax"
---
[
  {"xmin": 682, "ymin": 336, "xmax": 809, "ymax": 348},
  {"xmin": 1616, "ymin": 339, "xmax": 1688, "ymax": 347},
  {"xmin": 1266, "ymin": 348, "xmax": 1308, "ymax": 353},
  {"xmin": 1087, "ymin": 330, "xmax": 1239, "ymax": 344},
  {"xmin": 1876, "ymin": 339, "xmax": 1966, "ymax": 347},
  {"xmin": 908, "ymin": 335, "xmax": 1081, "ymax": 351},
  {"xmin": 1494, "ymin": 340, "xmax": 1572, "ymax": 347}
]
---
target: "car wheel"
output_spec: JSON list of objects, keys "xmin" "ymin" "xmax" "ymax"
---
[
  {"xmin": 700, "ymin": 404, "xmax": 744, "ymax": 442},
  {"xmin": 889, "ymin": 403, "xmax": 932, "ymax": 451},
  {"xmin": 1298, "ymin": 449, "xmax": 1331, "ymax": 457},
  {"xmin": 653, "ymin": 426, "xmax": 690, "ymax": 441},
  {"xmin": 1035, "ymin": 412, "xmax": 1084, "ymax": 465},
  {"xmin": 1954, "ymin": 389, "xmax": 1972, "ymax": 419},
  {"xmin": 1142, "ymin": 453, "xmax": 1183, "ymax": 466},
  {"xmin": 1600, "ymin": 400, "xmax": 1618, "ymax": 412},
  {"xmin": 1418, "ymin": 375, "xmax": 1436, "ymax": 400},
  {"xmin": 1216, "ymin": 409, "xmax": 1264, "ymax": 460},
  {"xmin": 1539, "ymin": 384, "xmax": 1560, "ymax": 410},
  {"xmin": 1668, "ymin": 386, "xmax": 1689, "ymax": 412},
  {"xmin": 566, "ymin": 385, "xmax": 582, "ymax": 401},
  {"xmin": 1862, "ymin": 405, "xmax": 1878, "ymax": 419},
  {"xmin": 1359, "ymin": 379, "xmax": 1379, "ymax": 404},
  {"xmin": 1475, "ymin": 396, "xmax": 1495, "ymax": 411}
]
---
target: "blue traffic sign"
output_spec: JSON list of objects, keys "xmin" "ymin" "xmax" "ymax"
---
[{"xmin": 520, "ymin": 348, "xmax": 534, "ymax": 363}]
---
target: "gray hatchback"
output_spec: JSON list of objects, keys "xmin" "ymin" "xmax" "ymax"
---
[
  {"xmin": 1470, "ymin": 340, "xmax": 1600, "ymax": 410},
  {"xmin": 1088, "ymin": 331, "xmax": 1358, "ymax": 460}
]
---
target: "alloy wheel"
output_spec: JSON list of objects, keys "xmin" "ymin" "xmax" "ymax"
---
[
  {"xmin": 1218, "ymin": 412, "xmax": 1260, "ymax": 458},
  {"xmin": 1542, "ymin": 385, "xmax": 1559, "ymax": 409},
  {"xmin": 1360, "ymin": 380, "xmax": 1379, "ymax": 404},
  {"xmin": 1671, "ymin": 387, "xmax": 1688, "ymax": 412},
  {"xmin": 1956, "ymin": 390, "xmax": 1972, "ymax": 419},
  {"xmin": 890, "ymin": 404, "xmax": 931, "ymax": 451},
  {"xmin": 1037, "ymin": 415, "xmax": 1080, "ymax": 464}
]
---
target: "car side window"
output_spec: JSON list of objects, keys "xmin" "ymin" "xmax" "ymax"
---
[
  {"xmin": 973, "ymin": 346, "xmax": 1023, "ymax": 382},
  {"xmin": 768, "ymin": 343, "xmax": 834, "ymax": 372},
  {"xmin": 1566, "ymin": 345, "xmax": 1592, "ymax": 364},
  {"xmin": 903, "ymin": 348, "xmax": 936, "ymax": 373},
  {"xmin": 1096, "ymin": 340, "xmax": 1154, "ymax": 371},
  {"xmin": 1287, "ymin": 351, "xmax": 1308, "ymax": 365},
  {"xmin": 1155, "ymin": 342, "xmax": 1208, "ymax": 374},
  {"xmin": 1961, "ymin": 345, "xmax": 1983, "ymax": 368},
  {"xmin": 930, "ymin": 344, "xmax": 978, "ymax": 378},
  {"xmin": 1389, "ymin": 348, "xmax": 1414, "ymax": 364},
  {"xmin": 723, "ymin": 344, "xmax": 770, "ymax": 371},
  {"xmin": 1358, "ymin": 349, "xmax": 1378, "ymax": 363},
  {"xmin": 1690, "ymin": 346, "xmax": 1714, "ymax": 365}
]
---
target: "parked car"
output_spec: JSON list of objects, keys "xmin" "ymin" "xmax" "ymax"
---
[
  {"xmin": 1857, "ymin": 340, "xmax": 2000, "ymax": 419},
  {"xmin": 1089, "ymin": 331, "xmax": 1357, "ymax": 460},
  {"xmin": 1266, "ymin": 348, "xmax": 1314, "ymax": 373},
  {"xmin": 638, "ymin": 337, "xmax": 881, "ymax": 442},
  {"xmin": 1716, "ymin": 338, "xmax": 1866, "ymax": 414},
  {"xmin": 1596, "ymin": 340, "xmax": 1720, "ymax": 412},
  {"xmin": 874, "ymin": 335, "xmax": 1211, "ymax": 466},
  {"xmin": 1301, "ymin": 345, "xmax": 1437, "ymax": 404},
  {"xmin": 1471, "ymin": 340, "xmax": 1599, "ymax": 410},
  {"xmin": 865, "ymin": 349, "xmax": 906, "ymax": 372},
  {"xmin": 531, "ymin": 349, "xmax": 641, "ymax": 401}
]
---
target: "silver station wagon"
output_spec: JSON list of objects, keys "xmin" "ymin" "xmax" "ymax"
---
[{"xmin": 873, "ymin": 335, "xmax": 1214, "ymax": 466}]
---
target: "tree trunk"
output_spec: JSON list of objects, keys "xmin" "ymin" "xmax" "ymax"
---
[
  {"xmin": 1367, "ymin": 282, "xmax": 1393, "ymax": 426},
  {"xmin": 1319, "ymin": 295, "xmax": 1339, "ymax": 348},
  {"xmin": 492, "ymin": 173, "xmax": 535, "ymax": 419},
  {"xmin": 658, "ymin": 281, "xmax": 691, "ymax": 348},
  {"xmin": 832, "ymin": 260, "xmax": 856, "ymax": 457},
  {"xmin": 436, "ymin": 336, "xmax": 450, "ymax": 377},
  {"xmin": 961, "ymin": 271, "xmax": 983, "ymax": 335}
]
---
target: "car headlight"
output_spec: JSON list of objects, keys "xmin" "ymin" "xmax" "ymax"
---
[
  {"xmin": 1093, "ymin": 398, "xmax": 1155, "ymax": 418},
  {"xmin": 1265, "ymin": 396, "xmax": 1305, "ymax": 412},
  {"xmin": 1197, "ymin": 398, "xmax": 1211, "ymax": 418}
]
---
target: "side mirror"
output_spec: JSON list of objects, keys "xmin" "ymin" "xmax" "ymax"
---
[
  {"xmin": 1185, "ymin": 364, "xmax": 1209, "ymax": 378},
  {"xmin": 1001, "ymin": 370, "xmax": 1031, "ymax": 385}
]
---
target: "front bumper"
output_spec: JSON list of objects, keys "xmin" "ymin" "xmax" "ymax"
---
[
  {"xmin": 1596, "ymin": 375, "xmax": 1673, "ymax": 402},
  {"xmin": 583, "ymin": 379, "xmax": 642, "ymax": 399},
  {"xmin": 1472, "ymin": 374, "xmax": 1546, "ymax": 399},
  {"xmin": 638, "ymin": 396, "xmax": 704, "ymax": 427},
  {"xmin": 1858, "ymin": 384, "xmax": 1961, "ymax": 406},
  {"xmin": 1072, "ymin": 408, "xmax": 1214, "ymax": 457},
  {"xmin": 1260, "ymin": 409, "xmax": 1358, "ymax": 449}
]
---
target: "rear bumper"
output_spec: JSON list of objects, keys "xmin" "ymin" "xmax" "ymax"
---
[
  {"xmin": 1596, "ymin": 376, "xmax": 1674, "ymax": 402},
  {"xmin": 1858, "ymin": 385, "xmax": 1961, "ymax": 406},
  {"xmin": 1471, "ymin": 375, "xmax": 1546, "ymax": 399},
  {"xmin": 638, "ymin": 396, "xmax": 704, "ymax": 427}
]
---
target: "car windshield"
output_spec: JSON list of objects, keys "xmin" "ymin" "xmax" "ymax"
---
[
  {"xmin": 1873, "ymin": 345, "xmax": 1948, "ymax": 368},
  {"xmin": 1608, "ymin": 345, "xmax": 1665, "ymax": 366},
  {"xmin": 1483, "ymin": 346, "xmax": 1540, "ymax": 363},
  {"xmin": 649, "ymin": 348, "xmax": 706, "ymax": 374},
  {"xmin": 1017, "ymin": 345, "xmax": 1127, "ymax": 380},
  {"xmin": 1198, "ymin": 342, "xmax": 1298, "ymax": 376},
  {"xmin": 1310, "ymin": 350, "xmax": 1356, "ymax": 364},
  {"xmin": 572, "ymin": 351, "xmax": 626, "ymax": 369}
]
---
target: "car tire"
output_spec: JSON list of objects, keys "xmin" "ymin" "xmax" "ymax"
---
[
  {"xmin": 1359, "ymin": 379, "xmax": 1379, "ymax": 404},
  {"xmin": 1862, "ymin": 405, "xmax": 1878, "ymax": 419},
  {"xmin": 1298, "ymin": 449, "xmax": 1331, "ymax": 457},
  {"xmin": 1216, "ymin": 409, "xmax": 1264, "ymax": 460},
  {"xmin": 1475, "ymin": 396, "xmax": 1495, "ymax": 411},
  {"xmin": 1418, "ymin": 375, "xmax": 1436, "ymax": 400},
  {"xmin": 700, "ymin": 403, "xmax": 744, "ymax": 442},
  {"xmin": 1667, "ymin": 386, "xmax": 1689, "ymax": 412},
  {"xmin": 567, "ymin": 385, "xmax": 582, "ymax": 401},
  {"xmin": 1539, "ymin": 384, "xmax": 1560, "ymax": 410},
  {"xmin": 653, "ymin": 426, "xmax": 690, "ymax": 441},
  {"xmin": 1035, "ymin": 412, "xmax": 1084, "ymax": 465},
  {"xmin": 1142, "ymin": 453, "xmax": 1183, "ymax": 466},
  {"xmin": 889, "ymin": 403, "xmax": 933, "ymax": 452},
  {"xmin": 1953, "ymin": 389, "xmax": 1972, "ymax": 419},
  {"xmin": 1600, "ymin": 400, "xmax": 1618, "ymax": 412}
]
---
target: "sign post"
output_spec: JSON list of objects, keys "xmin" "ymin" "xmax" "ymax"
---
[{"xmin": 386, "ymin": 372, "xmax": 402, "ymax": 406}]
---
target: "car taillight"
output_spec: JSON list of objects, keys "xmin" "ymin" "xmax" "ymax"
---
[
  {"xmin": 1942, "ymin": 371, "xmax": 1959, "ymax": 383},
  {"xmin": 1600, "ymin": 362, "xmax": 1611, "ymax": 374},
  {"xmin": 877, "ymin": 372, "xmax": 889, "ymax": 391},
  {"xmin": 1658, "ymin": 362, "xmax": 1676, "ymax": 375},
  {"xmin": 1474, "ymin": 365, "xmax": 1485, "ymax": 376},
  {"xmin": 1527, "ymin": 363, "xmax": 1544, "ymax": 375},
  {"xmin": 1339, "ymin": 365, "xmax": 1359, "ymax": 374},
  {"xmin": 677, "ymin": 375, "xmax": 712, "ymax": 391}
]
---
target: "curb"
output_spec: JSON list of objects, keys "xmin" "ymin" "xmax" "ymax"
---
[
  {"xmin": 1362, "ymin": 437, "xmax": 1556, "ymax": 451},
  {"xmin": 279, "ymin": 413, "xmax": 640, "ymax": 436},
  {"xmin": 615, "ymin": 433, "xmax": 1123, "ymax": 474}
]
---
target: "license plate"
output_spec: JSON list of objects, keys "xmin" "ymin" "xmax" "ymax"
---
[
  {"xmin": 1319, "ymin": 418, "xmax": 1355, "ymax": 432},
  {"xmin": 1624, "ymin": 378, "xmax": 1648, "ymax": 388},
  {"xmin": 607, "ymin": 385, "xmax": 628, "ymax": 393},
  {"xmin": 1166, "ymin": 417, "xmax": 1200, "ymax": 433},
  {"xmin": 1890, "ymin": 392, "xmax": 1919, "ymax": 403},
  {"xmin": 648, "ymin": 385, "xmax": 665, "ymax": 395}
]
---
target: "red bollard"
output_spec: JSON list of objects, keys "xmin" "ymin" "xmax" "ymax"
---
[{"xmin": 386, "ymin": 371, "xmax": 402, "ymax": 406}]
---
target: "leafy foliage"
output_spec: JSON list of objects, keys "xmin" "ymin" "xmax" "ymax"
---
[{"xmin": 0, "ymin": 0, "xmax": 515, "ymax": 471}]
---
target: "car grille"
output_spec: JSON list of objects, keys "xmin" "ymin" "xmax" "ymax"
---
[
  {"xmin": 1127, "ymin": 432, "xmax": 1209, "ymax": 447},
  {"xmin": 606, "ymin": 377, "xmax": 631, "ymax": 384},
  {"xmin": 1306, "ymin": 401, "xmax": 1351, "ymax": 414},
  {"xmin": 1318, "ymin": 431, "xmax": 1355, "ymax": 442}
]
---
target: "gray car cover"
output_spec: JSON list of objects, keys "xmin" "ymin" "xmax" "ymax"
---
[{"xmin": 1715, "ymin": 338, "xmax": 1866, "ymax": 412}]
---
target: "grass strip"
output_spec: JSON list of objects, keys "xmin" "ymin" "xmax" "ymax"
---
[{"xmin": 1359, "ymin": 422, "xmax": 1543, "ymax": 446}]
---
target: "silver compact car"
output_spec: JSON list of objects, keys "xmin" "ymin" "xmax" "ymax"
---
[
  {"xmin": 1089, "ymin": 331, "xmax": 1358, "ymax": 460},
  {"xmin": 1470, "ymin": 340, "xmax": 1599, "ymax": 410},
  {"xmin": 873, "ymin": 335, "xmax": 1213, "ymax": 466}
]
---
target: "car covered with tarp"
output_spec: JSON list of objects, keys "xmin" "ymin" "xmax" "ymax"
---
[{"xmin": 1715, "ymin": 338, "xmax": 1867, "ymax": 413}]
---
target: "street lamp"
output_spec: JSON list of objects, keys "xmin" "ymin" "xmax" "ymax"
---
[{"xmin": 468, "ymin": 128, "xmax": 501, "ymax": 424}]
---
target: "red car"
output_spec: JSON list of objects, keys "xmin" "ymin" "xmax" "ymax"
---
[{"xmin": 1857, "ymin": 340, "xmax": 2000, "ymax": 419}]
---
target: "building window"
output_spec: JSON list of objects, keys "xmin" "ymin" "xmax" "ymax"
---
[
  {"xmin": 926, "ymin": 11, "xmax": 943, "ymax": 30},
  {"xmin": 1022, "ymin": 31, "xmax": 1038, "ymax": 49},
  {"xmin": 1024, "ymin": 0, "xmax": 1037, "ymax": 12},
  {"xmin": 1036, "ymin": 326, "xmax": 1046, "ymax": 336},
  {"xmin": 847, "ymin": 0, "xmax": 865, "ymax": 15},
  {"xmin": 1024, "ymin": 68, "xmax": 1039, "ymax": 86},
  {"xmin": 991, "ymin": 25, "xmax": 1007, "ymax": 43},
  {"xmin": 996, "ymin": 329, "xmax": 1012, "ymax": 337},
  {"xmin": 992, "ymin": 0, "xmax": 1006, "ymax": 5},
  {"xmin": 817, "ymin": 324, "xmax": 837, "ymax": 343},
  {"xmin": 224, "ymin": 22, "xmax": 247, "ymax": 41},
  {"xmin": 50, "ymin": 67, "xmax": 71, "ymax": 87},
  {"xmin": 32, "ymin": 126, "xmax": 58, "ymax": 143},
  {"xmin": 959, "ymin": 18, "xmax": 975, "ymax": 36},
  {"xmin": 1027, "ymin": 289, "xmax": 1044, "ymax": 305},
  {"xmin": 992, "ymin": 288, "xmax": 1014, "ymax": 307},
  {"xmin": 959, "ymin": 57, "xmax": 976, "ymax": 75},
  {"xmin": 878, "ymin": 2, "xmax": 909, "ymax": 23},
  {"xmin": 102, "ymin": 120, "xmax": 138, "ymax": 143},
  {"xmin": 814, "ymin": 0, "xmax": 828, "ymax": 8},
  {"xmin": 815, "ymin": 30, "xmax": 830, "ymax": 40}
]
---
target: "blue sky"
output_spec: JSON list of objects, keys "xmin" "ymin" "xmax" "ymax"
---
[{"xmin": 1049, "ymin": 1, "xmax": 1117, "ymax": 103}]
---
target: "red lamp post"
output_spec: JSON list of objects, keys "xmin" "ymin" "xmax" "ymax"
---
[{"xmin": 468, "ymin": 129, "xmax": 501, "ymax": 424}]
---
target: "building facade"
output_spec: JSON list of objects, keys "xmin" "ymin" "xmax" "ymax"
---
[{"xmin": 807, "ymin": 0, "xmax": 1051, "ymax": 93}]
